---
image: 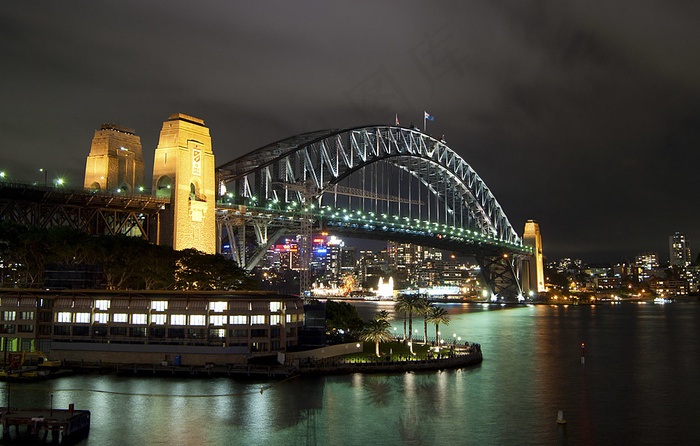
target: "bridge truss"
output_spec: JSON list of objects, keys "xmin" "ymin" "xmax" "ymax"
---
[
  {"xmin": 0, "ymin": 182, "xmax": 167, "ymax": 241},
  {"xmin": 217, "ymin": 126, "xmax": 532, "ymax": 300}
]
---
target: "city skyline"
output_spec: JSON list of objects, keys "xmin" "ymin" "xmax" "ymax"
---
[{"xmin": 2, "ymin": 2, "xmax": 699, "ymax": 263}]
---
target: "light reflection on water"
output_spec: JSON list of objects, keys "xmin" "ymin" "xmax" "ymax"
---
[{"xmin": 3, "ymin": 303, "xmax": 700, "ymax": 445}]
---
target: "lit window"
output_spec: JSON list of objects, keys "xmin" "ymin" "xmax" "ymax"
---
[
  {"xmin": 3, "ymin": 311, "xmax": 16, "ymax": 321},
  {"xmin": 210, "ymin": 315, "xmax": 226, "ymax": 326},
  {"xmin": 151, "ymin": 314, "xmax": 166, "ymax": 325},
  {"xmin": 250, "ymin": 315, "xmax": 265, "ymax": 325},
  {"xmin": 210, "ymin": 328, "xmax": 225, "ymax": 338},
  {"xmin": 171, "ymin": 314, "xmax": 186, "ymax": 325},
  {"xmin": 190, "ymin": 315, "xmax": 206, "ymax": 326},
  {"xmin": 94, "ymin": 313, "xmax": 108, "ymax": 324},
  {"xmin": 210, "ymin": 301, "xmax": 227, "ymax": 312},
  {"xmin": 151, "ymin": 301, "xmax": 168, "ymax": 311},
  {"xmin": 229, "ymin": 315, "xmax": 247, "ymax": 325},
  {"xmin": 270, "ymin": 301, "xmax": 282, "ymax": 312},
  {"xmin": 56, "ymin": 312, "xmax": 71, "ymax": 323},
  {"xmin": 75, "ymin": 313, "xmax": 90, "ymax": 324},
  {"xmin": 113, "ymin": 313, "xmax": 128, "ymax": 323},
  {"xmin": 95, "ymin": 300, "xmax": 110, "ymax": 311},
  {"xmin": 285, "ymin": 314, "xmax": 291, "ymax": 323},
  {"xmin": 270, "ymin": 315, "xmax": 281, "ymax": 325},
  {"xmin": 132, "ymin": 314, "xmax": 147, "ymax": 325}
]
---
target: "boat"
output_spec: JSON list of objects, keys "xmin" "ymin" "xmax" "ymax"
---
[{"xmin": 0, "ymin": 351, "xmax": 65, "ymax": 381}]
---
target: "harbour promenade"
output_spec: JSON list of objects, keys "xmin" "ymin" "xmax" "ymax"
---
[
  {"xmin": 297, "ymin": 346, "xmax": 482, "ymax": 375},
  {"xmin": 56, "ymin": 343, "xmax": 482, "ymax": 379}
]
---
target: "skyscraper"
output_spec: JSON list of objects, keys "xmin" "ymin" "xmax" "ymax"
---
[{"xmin": 669, "ymin": 232, "xmax": 691, "ymax": 268}]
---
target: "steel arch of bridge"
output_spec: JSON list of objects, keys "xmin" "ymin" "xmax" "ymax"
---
[{"xmin": 218, "ymin": 126, "xmax": 521, "ymax": 246}]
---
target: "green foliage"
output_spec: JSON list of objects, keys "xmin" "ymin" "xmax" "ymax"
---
[
  {"xmin": 325, "ymin": 300, "xmax": 364, "ymax": 338},
  {"xmin": 174, "ymin": 249, "xmax": 257, "ymax": 291},
  {"xmin": 0, "ymin": 223, "xmax": 255, "ymax": 291},
  {"xmin": 360, "ymin": 318, "xmax": 394, "ymax": 357}
]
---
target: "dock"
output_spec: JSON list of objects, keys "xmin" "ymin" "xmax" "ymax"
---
[{"xmin": 0, "ymin": 405, "xmax": 90, "ymax": 443}]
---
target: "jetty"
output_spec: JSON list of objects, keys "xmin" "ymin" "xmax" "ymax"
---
[{"xmin": 0, "ymin": 405, "xmax": 90, "ymax": 443}]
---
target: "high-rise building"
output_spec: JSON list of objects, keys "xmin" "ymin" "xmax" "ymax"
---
[
  {"xmin": 669, "ymin": 232, "xmax": 691, "ymax": 268},
  {"xmin": 634, "ymin": 253, "xmax": 659, "ymax": 281}
]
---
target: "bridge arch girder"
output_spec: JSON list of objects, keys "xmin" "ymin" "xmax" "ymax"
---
[{"xmin": 217, "ymin": 126, "xmax": 520, "ymax": 245}]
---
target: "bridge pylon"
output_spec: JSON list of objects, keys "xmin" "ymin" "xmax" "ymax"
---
[
  {"xmin": 83, "ymin": 123, "xmax": 144, "ymax": 193},
  {"xmin": 521, "ymin": 220, "xmax": 545, "ymax": 296},
  {"xmin": 152, "ymin": 113, "xmax": 216, "ymax": 253}
]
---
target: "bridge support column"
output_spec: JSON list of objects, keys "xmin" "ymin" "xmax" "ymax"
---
[{"xmin": 476, "ymin": 254, "xmax": 524, "ymax": 302}]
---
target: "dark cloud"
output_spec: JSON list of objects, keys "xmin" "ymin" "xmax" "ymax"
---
[{"xmin": 1, "ymin": 1, "xmax": 699, "ymax": 263}]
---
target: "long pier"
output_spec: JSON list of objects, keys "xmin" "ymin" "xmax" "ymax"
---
[{"xmin": 0, "ymin": 405, "xmax": 90, "ymax": 443}]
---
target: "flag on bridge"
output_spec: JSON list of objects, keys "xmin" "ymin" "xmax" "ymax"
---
[
  {"xmin": 395, "ymin": 114, "xmax": 400, "ymax": 126},
  {"xmin": 423, "ymin": 111, "xmax": 435, "ymax": 132}
]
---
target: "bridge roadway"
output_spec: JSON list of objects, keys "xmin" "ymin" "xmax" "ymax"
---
[{"xmin": 215, "ymin": 199, "xmax": 532, "ymax": 258}]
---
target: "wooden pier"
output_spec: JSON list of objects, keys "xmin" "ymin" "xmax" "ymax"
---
[{"xmin": 0, "ymin": 405, "xmax": 90, "ymax": 443}]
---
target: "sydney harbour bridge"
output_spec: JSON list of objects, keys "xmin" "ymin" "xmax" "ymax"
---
[{"xmin": 0, "ymin": 115, "xmax": 543, "ymax": 301}]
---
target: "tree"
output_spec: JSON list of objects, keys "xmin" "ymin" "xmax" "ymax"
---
[
  {"xmin": 374, "ymin": 309, "xmax": 391, "ymax": 323},
  {"xmin": 326, "ymin": 300, "xmax": 365, "ymax": 337},
  {"xmin": 360, "ymin": 317, "xmax": 393, "ymax": 357},
  {"xmin": 426, "ymin": 306, "xmax": 450, "ymax": 346},
  {"xmin": 419, "ymin": 299, "xmax": 432, "ymax": 345},
  {"xmin": 394, "ymin": 294, "xmax": 409, "ymax": 340},
  {"xmin": 395, "ymin": 294, "xmax": 423, "ymax": 354},
  {"xmin": 175, "ymin": 249, "xmax": 256, "ymax": 290}
]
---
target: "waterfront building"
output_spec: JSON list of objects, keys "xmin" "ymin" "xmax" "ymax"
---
[
  {"xmin": 649, "ymin": 279, "xmax": 688, "ymax": 297},
  {"xmin": 0, "ymin": 290, "xmax": 304, "ymax": 365},
  {"xmin": 669, "ymin": 232, "xmax": 691, "ymax": 268},
  {"xmin": 595, "ymin": 276, "xmax": 620, "ymax": 290}
]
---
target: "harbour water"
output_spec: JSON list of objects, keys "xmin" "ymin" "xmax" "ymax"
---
[{"xmin": 3, "ymin": 301, "xmax": 699, "ymax": 445}]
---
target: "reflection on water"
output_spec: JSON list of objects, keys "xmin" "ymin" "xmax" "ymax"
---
[{"xmin": 3, "ymin": 303, "xmax": 700, "ymax": 445}]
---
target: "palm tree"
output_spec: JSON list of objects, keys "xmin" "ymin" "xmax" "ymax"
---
[
  {"xmin": 426, "ymin": 306, "xmax": 450, "ymax": 346},
  {"xmin": 419, "ymin": 299, "xmax": 432, "ymax": 345},
  {"xmin": 395, "ymin": 294, "xmax": 422, "ymax": 354},
  {"xmin": 394, "ymin": 294, "xmax": 409, "ymax": 340},
  {"xmin": 360, "ymin": 318, "xmax": 393, "ymax": 357}
]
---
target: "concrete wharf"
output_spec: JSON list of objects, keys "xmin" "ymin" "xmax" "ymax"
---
[{"xmin": 0, "ymin": 406, "xmax": 90, "ymax": 443}]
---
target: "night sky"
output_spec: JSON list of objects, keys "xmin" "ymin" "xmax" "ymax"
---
[{"xmin": 2, "ymin": 2, "xmax": 699, "ymax": 264}]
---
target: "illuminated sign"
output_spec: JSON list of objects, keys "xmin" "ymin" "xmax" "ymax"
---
[
  {"xmin": 192, "ymin": 148, "xmax": 201, "ymax": 176},
  {"xmin": 313, "ymin": 238, "xmax": 325, "ymax": 244}
]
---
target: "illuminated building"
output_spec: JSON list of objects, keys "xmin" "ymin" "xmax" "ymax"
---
[
  {"xmin": 0, "ymin": 290, "xmax": 304, "ymax": 364},
  {"xmin": 669, "ymin": 232, "xmax": 691, "ymax": 268},
  {"xmin": 635, "ymin": 253, "xmax": 659, "ymax": 281},
  {"xmin": 649, "ymin": 279, "xmax": 688, "ymax": 296}
]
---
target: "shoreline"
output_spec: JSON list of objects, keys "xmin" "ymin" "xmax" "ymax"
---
[{"xmin": 8, "ymin": 351, "xmax": 484, "ymax": 381}]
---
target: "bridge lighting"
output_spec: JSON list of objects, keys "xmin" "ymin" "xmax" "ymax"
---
[{"xmin": 138, "ymin": 186, "xmax": 144, "ymax": 192}]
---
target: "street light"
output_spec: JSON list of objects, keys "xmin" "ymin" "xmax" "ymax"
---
[{"xmin": 39, "ymin": 168, "xmax": 47, "ymax": 186}]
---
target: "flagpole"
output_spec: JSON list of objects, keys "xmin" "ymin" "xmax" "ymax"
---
[{"xmin": 423, "ymin": 112, "xmax": 426, "ymax": 133}]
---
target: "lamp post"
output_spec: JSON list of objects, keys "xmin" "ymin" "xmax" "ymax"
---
[{"xmin": 39, "ymin": 168, "xmax": 47, "ymax": 186}]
